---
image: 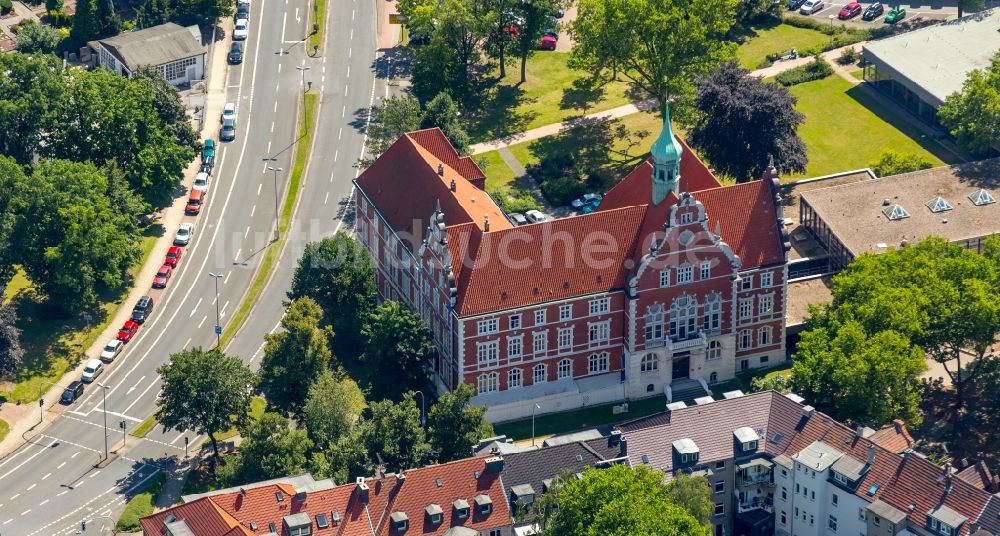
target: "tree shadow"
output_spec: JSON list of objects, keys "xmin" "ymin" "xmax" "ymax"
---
[
  {"xmin": 727, "ymin": 14, "xmax": 781, "ymax": 43},
  {"xmin": 559, "ymin": 77, "xmax": 608, "ymax": 112},
  {"xmin": 524, "ymin": 116, "xmax": 650, "ymax": 184},
  {"xmin": 374, "ymin": 46, "xmax": 414, "ymax": 81},
  {"xmin": 463, "ymin": 83, "xmax": 538, "ymax": 144}
]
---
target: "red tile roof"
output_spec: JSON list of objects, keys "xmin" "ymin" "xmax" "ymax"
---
[
  {"xmin": 869, "ymin": 420, "xmax": 915, "ymax": 454},
  {"xmin": 407, "ymin": 129, "xmax": 486, "ymax": 184},
  {"xmin": 140, "ymin": 496, "xmax": 250, "ymax": 536}
]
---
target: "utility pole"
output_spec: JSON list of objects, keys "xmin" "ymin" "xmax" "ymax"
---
[
  {"xmin": 414, "ymin": 390, "xmax": 426, "ymax": 428},
  {"xmin": 267, "ymin": 167, "xmax": 282, "ymax": 240},
  {"xmin": 97, "ymin": 383, "xmax": 110, "ymax": 461},
  {"xmin": 296, "ymin": 65, "xmax": 311, "ymax": 91},
  {"xmin": 531, "ymin": 403, "xmax": 541, "ymax": 447},
  {"xmin": 208, "ymin": 273, "xmax": 223, "ymax": 346}
]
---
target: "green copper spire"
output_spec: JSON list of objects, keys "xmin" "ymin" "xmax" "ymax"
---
[{"xmin": 650, "ymin": 99, "xmax": 683, "ymax": 205}]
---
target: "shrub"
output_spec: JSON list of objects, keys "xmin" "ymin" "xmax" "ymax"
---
[
  {"xmin": 774, "ymin": 57, "xmax": 833, "ymax": 86},
  {"xmin": 757, "ymin": 58, "xmax": 774, "ymax": 69},
  {"xmin": 526, "ymin": 152, "xmax": 576, "ymax": 183},
  {"xmin": 122, "ymin": 18, "xmax": 135, "ymax": 30},
  {"xmin": 490, "ymin": 186, "xmax": 541, "ymax": 214},
  {"xmin": 540, "ymin": 177, "xmax": 585, "ymax": 206},
  {"xmin": 838, "ymin": 47, "xmax": 859, "ymax": 65},
  {"xmin": 783, "ymin": 15, "xmax": 831, "ymax": 33},
  {"xmin": 869, "ymin": 149, "xmax": 933, "ymax": 177},
  {"xmin": 0, "ymin": 0, "xmax": 14, "ymax": 15}
]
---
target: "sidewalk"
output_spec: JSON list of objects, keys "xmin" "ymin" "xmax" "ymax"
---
[
  {"xmin": 468, "ymin": 54, "xmax": 817, "ymax": 155},
  {"xmin": 0, "ymin": 20, "xmax": 235, "ymax": 460}
]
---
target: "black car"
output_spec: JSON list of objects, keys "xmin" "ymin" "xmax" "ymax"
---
[
  {"xmin": 228, "ymin": 42, "xmax": 243, "ymax": 64},
  {"xmin": 862, "ymin": 2, "xmax": 884, "ymax": 19},
  {"xmin": 200, "ymin": 162, "xmax": 212, "ymax": 175},
  {"xmin": 131, "ymin": 295, "xmax": 154, "ymax": 324},
  {"xmin": 787, "ymin": 0, "xmax": 807, "ymax": 9},
  {"xmin": 61, "ymin": 381, "xmax": 84, "ymax": 404},
  {"xmin": 236, "ymin": 3, "xmax": 249, "ymax": 20}
]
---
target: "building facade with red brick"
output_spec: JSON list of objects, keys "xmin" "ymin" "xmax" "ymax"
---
[{"xmin": 353, "ymin": 116, "xmax": 790, "ymax": 421}]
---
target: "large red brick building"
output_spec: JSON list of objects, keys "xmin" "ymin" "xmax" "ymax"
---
[{"xmin": 354, "ymin": 115, "xmax": 790, "ymax": 421}]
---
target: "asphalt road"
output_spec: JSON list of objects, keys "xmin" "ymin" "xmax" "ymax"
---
[{"xmin": 0, "ymin": 0, "xmax": 380, "ymax": 532}]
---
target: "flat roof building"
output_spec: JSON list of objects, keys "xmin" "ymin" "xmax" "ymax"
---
[{"xmin": 90, "ymin": 23, "xmax": 205, "ymax": 86}]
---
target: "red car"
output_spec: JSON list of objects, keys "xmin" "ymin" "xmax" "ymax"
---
[
  {"xmin": 118, "ymin": 320, "xmax": 139, "ymax": 342},
  {"xmin": 838, "ymin": 2, "xmax": 862, "ymax": 18},
  {"xmin": 540, "ymin": 35, "xmax": 557, "ymax": 50},
  {"xmin": 165, "ymin": 246, "xmax": 183, "ymax": 268},
  {"xmin": 152, "ymin": 264, "xmax": 173, "ymax": 289}
]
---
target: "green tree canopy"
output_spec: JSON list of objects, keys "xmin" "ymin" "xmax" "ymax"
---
[
  {"xmin": 544, "ymin": 465, "xmax": 710, "ymax": 536},
  {"xmin": 156, "ymin": 348, "xmax": 256, "ymax": 465},
  {"xmin": 71, "ymin": 0, "xmax": 100, "ymax": 42},
  {"xmin": 411, "ymin": 0, "xmax": 490, "ymax": 101},
  {"xmin": 0, "ymin": 303, "xmax": 24, "ymax": 381},
  {"xmin": 938, "ymin": 51, "xmax": 1000, "ymax": 154},
  {"xmin": 302, "ymin": 369, "xmax": 367, "ymax": 449},
  {"xmin": 361, "ymin": 300, "xmax": 435, "ymax": 401},
  {"xmin": 869, "ymin": 149, "xmax": 934, "ymax": 177},
  {"xmin": 421, "ymin": 92, "xmax": 471, "ymax": 154},
  {"xmin": 289, "ymin": 233, "xmax": 376, "ymax": 348},
  {"xmin": 666, "ymin": 473, "xmax": 714, "ymax": 527},
  {"xmin": 358, "ymin": 392, "xmax": 430, "ymax": 471},
  {"xmin": 0, "ymin": 53, "xmax": 67, "ymax": 166},
  {"xmin": 689, "ymin": 62, "xmax": 807, "ymax": 181},
  {"xmin": 427, "ymin": 383, "xmax": 494, "ymax": 462},
  {"xmin": 310, "ymin": 428, "xmax": 371, "ymax": 483},
  {"xmin": 571, "ymin": 0, "xmax": 738, "ymax": 119},
  {"xmin": 259, "ymin": 297, "xmax": 334, "ymax": 417},
  {"xmin": 512, "ymin": 0, "xmax": 561, "ymax": 83},
  {"xmin": 14, "ymin": 20, "xmax": 64, "ymax": 54},
  {"xmin": 223, "ymin": 412, "xmax": 313, "ymax": 485},
  {"xmin": 357, "ymin": 95, "xmax": 423, "ymax": 168},
  {"xmin": 0, "ymin": 156, "xmax": 25, "ymax": 289}
]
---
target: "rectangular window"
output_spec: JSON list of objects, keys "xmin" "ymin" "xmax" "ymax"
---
[
  {"xmin": 677, "ymin": 265, "xmax": 694, "ymax": 284},
  {"xmin": 714, "ymin": 503, "xmax": 724, "ymax": 516},
  {"xmin": 588, "ymin": 321, "xmax": 610, "ymax": 345},
  {"xmin": 588, "ymin": 353, "xmax": 609, "ymax": 373},
  {"xmin": 759, "ymin": 294, "xmax": 773, "ymax": 315},
  {"xmin": 759, "ymin": 327, "xmax": 772, "ymax": 346},
  {"xmin": 681, "ymin": 212, "xmax": 693, "ymax": 224},
  {"xmin": 701, "ymin": 261, "xmax": 711, "ymax": 280},
  {"xmin": 477, "ymin": 341, "xmax": 499, "ymax": 364},
  {"xmin": 810, "ymin": 515, "xmax": 815, "ymax": 526},
  {"xmin": 714, "ymin": 480, "xmax": 724, "ymax": 494},
  {"xmin": 535, "ymin": 309, "xmax": 546, "ymax": 325},
  {"xmin": 509, "ymin": 314, "xmax": 521, "ymax": 329},
  {"xmin": 761, "ymin": 272, "xmax": 773, "ymax": 288},
  {"xmin": 559, "ymin": 304, "xmax": 572, "ymax": 321},
  {"xmin": 534, "ymin": 332, "xmax": 548, "ymax": 354},
  {"xmin": 558, "ymin": 327, "xmax": 573, "ymax": 350},
  {"xmin": 660, "ymin": 269, "xmax": 671, "ymax": 288},
  {"xmin": 588, "ymin": 298, "xmax": 610, "ymax": 316},
  {"xmin": 508, "ymin": 336, "xmax": 523, "ymax": 359},
  {"xmin": 781, "ymin": 487, "xmax": 787, "ymax": 500},
  {"xmin": 715, "ymin": 461, "xmax": 725, "ymax": 470},
  {"xmin": 858, "ymin": 509, "xmax": 866, "ymax": 522},
  {"xmin": 558, "ymin": 359, "xmax": 572, "ymax": 379},
  {"xmin": 742, "ymin": 275, "xmax": 753, "ymax": 291},
  {"xmin": 781, "ymin": 512, "xmax": 787, "ymax": 525},
  {"xmin": 795, "ymin": 484, "xmax": 800, "ymax": 494},
  {"xmin": 874, "ymin": 516, "xmax": 881, "ymax": 527},
  {"xmin": 739, "ymin": 330, "xmax": 752, "ymax": 350},
  {"xmin": 478, "ymin": 318, "xmax": 498, "ymax": 335},
  {"xmin": 832, "ymin": 493, "xmax": 838, "ymax": 506},
  {"xmin": 739, "ymin": 298, "xmax": 753, "ymax": 320}
]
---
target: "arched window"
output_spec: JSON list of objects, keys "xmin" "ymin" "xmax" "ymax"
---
[
  {"xmin": 710, "ymin": 372, "xmax": 718, "ymax": 383},
  {"xmin": 670, "ymin": 295, "xmax": 698, "ymax": 340},
  {"xmin": 477, "ymin": 372, "xmax": 499, "ymax": 394},
  {"xmin": 645, "ymin": 304, "xmax": 664, "ymax": 343},
  {"xmin": 588, "ymin": 352, "xmax": 610, "ymax": 374},
  {"xmin": 557, "ymin": 359, "xmax": 573, "ymax": 379},
  {"xmin": 508, "ymin": 368, "xmax": 523, "ymax": 389},
  {"xmin": 641, "ymin": 353, "xmax": 658, "ymax": 373},
  {"xmin": 703, "ymin": 293, "xmax": 722, "ymax": 332},
  {"xmin": 707, "ymin": 340, "xmax": 722, "ymax": 360},
  {"xmin": 533, "ymin": 364, "xmax": 548, "ymax": 384}
]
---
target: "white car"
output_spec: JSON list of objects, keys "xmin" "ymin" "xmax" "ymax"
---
[
  {"xmin": 82, "ymin": 359, "xmax": 103, "ymax": 383},
  {"xmin": 193, "ymin": 172, "xmax": 209, "ymax": 192},
  {"xmin": 799, "ymin": 0, "xmax": 824, "ymax": 13},
  {"xmin": 99, "ymin": 339, "xmax": 123, "ymax": 363},
  {"xmin": 233, "ymin": 19, "xmax": 249, "ymax": 40},
  {"xmin": 221, "ymin": 102, "xmax": 236, "ymax": 124},
  {"xmin": 525, "ymin": 210, "xmax": 547, "ymax": 223},
  {"xmin": 174, "ymin": 223, "xmax": 194, "ymax": 246}
]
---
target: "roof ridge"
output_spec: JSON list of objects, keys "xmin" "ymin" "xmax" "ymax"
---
[{"xmin": 578, "ymin": 440, "xmax": 605, "ymax": 461}]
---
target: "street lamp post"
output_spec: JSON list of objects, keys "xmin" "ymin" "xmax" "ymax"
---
[
  {"xmin": 96, "ymin": 383, "xmax": 110, "ymax": 461},
  {"xmin": 414, "ymin": 390, "xmax": 426, "ymax": 428},
  {"xmin": 208, "ymin": 272, "xmax": 223, "ymax": 346},
  {"xmin": 296, "ymin": 66, "xmax": 311, "ymax": 91},
  {"xmin": 267, "ymin": 166, "xmax": 282, "ymax": 240},
  {"xmin": 531, "ymin": 403, "xmax": 541, "ymax": 447}
]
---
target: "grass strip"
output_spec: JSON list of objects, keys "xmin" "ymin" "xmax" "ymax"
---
[
  {"xmin": 132, "ymin": 414, "xmax": 158, "ymax": 438},
  {"xmin": 214, "ymin": 396, "xmax": 266, "ymax": 441},
  {"xmin": 0, "ymin": 418, "xmax": 9, "ymax": 443},
  {"xmin": 308, "ymin": 0, "xmax": 326, "ymax": 54},
  {"xmin": 220, "ymin": 92, "xmax": 318, "ymax": 347},
  {"xmin": 115, "ymin": 473, "xmax": 166, "ymax": 532}
]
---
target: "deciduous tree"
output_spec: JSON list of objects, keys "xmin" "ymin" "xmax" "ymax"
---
[
  {"xmin": 289, "ymin": 233, "xmax": 376, "ymax": 348},
  {"xmin": 361, "ymin": 300, "xmax": 435, "ymax": 401},
  {"xmin": 512, "ymin": 0, "xmax": 560, "ymax": 83},
  {"xmin": 571, "ymin": 0, "xmax": 738, "ymax": 119},
  {"xmin": 543, "ymin": 465, "xmax": 709, "ymax": 536},
  {"xmin": 689, "ymin": 62, "xmax": 807, "ymax": 181},
  {"xmin": 939, "ymin": 51, "xmax": 1000, "ymax": 154},
  {"xmin": 357, "ymin": 95, "xmax": 422, "ymax": 168},
  {"xmin": 223, "ymin": 412, "xmax": 313, "ymax": 485},
  {"xmin": 302, "ymin": 369, "xmax": 366, "ymax": 449},
  {"xmin": 427, "ymin": 384, "xmax": 493, "ymax": 462},
  {"xmin": 0, "ymin": 157, "xmax": 25, "ymax": 290},
  {"xmin": 0, "ymin": 54, "xmax": 66, "ymax": 165},
  {"xmin": 666, "ymin": 473, "xmax": 714, "ymax": 527},
  {"xmin": 957, "ymin": 0, "xmax": 985, "ymax": 18},
  {"xmin": 71, "ymin": 0, "xmax": 100, "ymax": 42},
  {"xmin": 14, "ymin": 20, "xmax": 64, "ymax": 54},
  {"xmin": 0, "ymin": 303, "xmax": 24, "ymax": 381},
  {"xmin": 259, "ymin": 297, "xmax": 334, "ymax": 417},
  {"xmin": 421, "ymin": 92, "xmax": 471, "ymax": 154},
  {"xmin": 358, "ymin": 393, "xmax": 431, "ymax": 471},
  {"xmin": 156, "ymin": 348, "xmax": 256, "ymax": 467}
]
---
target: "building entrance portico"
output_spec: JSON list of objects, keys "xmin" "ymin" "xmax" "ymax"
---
[{"xmin": 672, "ymin": 354, "xmax": 690, "ymax": 380}]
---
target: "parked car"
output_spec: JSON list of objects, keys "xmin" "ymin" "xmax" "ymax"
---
[
  {"xmin": 787, "ymin": 0, "xmax": 806, "ymax": 9},
  {"xmin": 525, "ymin": 210, "xmax": 547, "ymax": 223},
  {"xmin": 220, "ymin": 119, "xmax": 236, "ymax": 142},
  {"xmin": 222, "ymin": 102, "xmax": 236, "ymax": 123},
  {"xmin": 193, "ymin": 171, "xmax": 209, "ymax": 192},
  {"xmin": 228, "ymin": 43, "xmax": 244, "ymax": 64},
  {"xmin": 236, "ymin": 3, "xmax": 249, "ymax": 20},
  {"xmin": 799, "ymin": 0, "xmax": 824, "ymax": 14},
  {"xmin": 99, "ymin": 339, "xmax": 124, "ymax": 363},
  {"xmin": 131, "ymin": 295, "xmax": 154, "ymax": 324},
  {"xmin": 202, "ymin": 139, "xmax": 215, "ymax": 161},
  {"xmin": 61, "ymin": 381, "xmax": 84, "ymax": 404},
  {"xmin": 540, "ymin": 35, "xmax": 557, "ymax": 50},
  {"xmin": 118, "ymin": 320, "xmax": 139, "ymax": 342},
  {"xmin": 200, "ymin": 162, "xmax": 212, "ymax": 175},
  {"xmin": 233, "ymin": 18, "xmax": 249, "ymax": 40},
  {"xmin": 165, "ymin": 246, "xmax": 183, "ymax": 268},
  {"xmin": 544, "ymin": 28, "xmax": 558, "ymax": 38},
  {"xmin": 508, "ymin": 213, "xmax": 529, "ymax": 226},
  {"xmin": 82, "ymin": 359, "xmax": 103, "ymax": 383},
  {"xmin": 175, "ymin": 223, "xmax": 194, "ymax": 246},
  {"xmin": 862, "ymin": 2, "xmax": 884, "ymax": 19},
  {"xmin": 152, "ymin": 264, "xmax": 173, "ymax": 289},
  {"xmin": 839, "ymin": 2, "xmax": 862, "ymax": 18},
  {"xmin": 554, "ymin": 8, "xmax": 564, "ymax": 17},
  {"xmin": 884, "ymin": 5, "xmax": 905, "ymax": 22},
  {"xmin": 571, "ymin": 193, "xmax": 603, "ymax": 209},
  {"xmin": 185, "ymin": 190, "xmax": 206, "ymax": 215}
]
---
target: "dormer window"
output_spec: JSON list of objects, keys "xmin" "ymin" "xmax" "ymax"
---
[
  {"xmin": 390, "ymin": 511, "xmax": 409, "ymax": 532},
  {"xmin": 927, "ymin": 505, "xmax": 966, "ymax": 536},
  {"xmin": 743, "ymin": 440, "xmax": 758, "ymax": 451},
  {"xmin": 673, "ymin": 438, "xmax": 700, "ymax": 464},
  {"xmin": 475, "ymin": 494, "xmax": 494, "ymax": 515},
  {"xmin": 511, "ymin": 484, "xmax": 536, "ymax": 510},
  {"xmin": 453, "ymin": 499, "xmax": 470, "ymax": 519},
  {"xmin": 425, "ymin": 504, "xmax": 443, "ymax": 525},
  {"xmin": 734, "ymin": 427, "xmax": 760, "ymax": 452},
  {"xmin": 681, "ymin": 212, "xmax": 693, "ymax": 224}
]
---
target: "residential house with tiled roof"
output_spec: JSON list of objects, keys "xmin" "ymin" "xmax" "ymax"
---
[
  {"xmin": 140, "ymin": 457, "xmax": 512, "ymax": 536},
  {"xmin": 353, "ymin": 104, "xmax": 791, "ymax": 421}
]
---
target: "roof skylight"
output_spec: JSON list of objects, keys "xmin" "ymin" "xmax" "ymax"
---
[
  {"xmin": 969, "ymin": 188, "xmax": 996, "ymax": 206},
  {"xmin": 925, "ymin": 196, "xmax": 952, "ymax": 213},
  {"xmin": 882, "ymin": 204, "xmax": 909, "ymax": 221}
]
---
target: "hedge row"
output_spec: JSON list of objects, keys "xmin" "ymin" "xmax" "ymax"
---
[{"xmin": 774, "ymin": 57, "xmax": 834, "ymax": 86}]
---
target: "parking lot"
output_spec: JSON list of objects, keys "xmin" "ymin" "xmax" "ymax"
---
[{"xmin": 787, "ymin": 0, "xmax": 965, "ymax": 26}]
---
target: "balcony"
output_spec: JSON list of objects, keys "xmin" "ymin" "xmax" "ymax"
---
[
  {"xmin": 668, "ymin": 332, "xmax": 708, "ymax": 353},
  {"xmin": 738, "ymin": 473, "xmax": 774, "ymax": 487},
  {"xmin": 736, "ymin": 498, "xmax": 774, "ymax": 515}
]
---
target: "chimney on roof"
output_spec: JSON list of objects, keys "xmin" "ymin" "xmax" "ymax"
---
[
  {"xmin": 855, "ymin": 426, "xmax": 864, "ymax": 439},
  {"xmin": 608, "ymin": 430, "xmax": 622, "ymax": 448},
  {"xmin": 802, "ymin": 405, "xmax": 815, "ymax": 418},
  {"xmin": 450, "ymin": 178, "xmax": 456, "ymax": 191},
  {"xmin": 355, "ymin": 478, "xmax": 370, "ymax": 505},
  {"xmin": 240, "ymin": 487, "xmax": 246, "ymax": 495},
  {"xmin": 619, "ymin": 436, "xmax": 628, "ymax": 457},
  {"xmin": 867, "ymin": 445, "xmax": 875, "ymax": 465},
  {"xmin": 438, "ymin": 163, "xmax": 444, "ymax": 176},
  {"xmin": 485, "ymin": 456, "xmax": 505, "ymax": 474},
  {"xmin": 484, "ymin": 214, "xmax": 490, "ymax": 232}
]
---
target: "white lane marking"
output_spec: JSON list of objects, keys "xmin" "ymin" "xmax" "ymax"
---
[
  {"xmin": 189, "ymin": 297, "xmax": 202, "ymax": 317},
  {"xmin": 346, "ymin": 65, "xmax": 350, "ymax": 79},
  {"xmin": 274, "ymin": 101, "xmax": 278, "ymax": 112},
  {"xmin": 57, "ymin": 490, "xmax": 68, "ymax": 496},
  {"xmin": 39, "ymin": 499, "xmax": 49, "ymax": 506},
  {"xmin": 339, "ymin": 127, "xmax": 343, "ymax": 140},
  {"xmin": 126, "ymin": 376, "xmax": 146, "ymax": 395},
  {"xmin": 71, "ymin": 452, "xmax": 79, "ymax": 459},
  {"xmin": 20, "ymin": 510, "xmax": 30, "ymax": 516},
  {"xmin": 220, "ymin": 300, "xmax": 230, "ymax": 318},
  {"xmin": 335, "ymin": 49, "xmax": 383, "ymax": 234},
  {"xmin": 2, "ymin": 519, "xmax": 11, "ymax": 525},
  {"xmin": 352, "ymin": 8, "xmax": 355, "ymax": 20},
  {"xmin": 245, "ymin": 226, "xmax": 250, "ymax": 239},
  {"xmin": 26, "ymin": 483, "xmax": 35, "ymax": 490},
  {"xmin": 169, "ymin": 432, "xmax": 187, "ymax": 446},
  {"xmin": 251, "ymin": 204, "xmax": 256, "ymax": 216},
  {"xmin": 267, "ymin": 141, "xmax": 272, "ymax": 153},
  {"xmin": 342, "ymin": 105, "xmax": 346, "ymax": 117},
  {"xmin": 57, "ymin": 462, "xmax": 66, "ymax": 469},
  {"xmin": 344, "ymin": 83, "xmax": 348, "ymax": 96},
  {"xmin": 271, "ymin": 121, "xmax": 275, "ymax": 133},
  {"xmin": 257, "ymin": 183, "xmax": 262, "ymax": 196},
  {"xmin": 281, "ymin": 11, "xmax": 287, "ymax": 43},
  {"xmin": 234, "ymin": 248, "xmax": 242, "ymax": 261},
  {"xmin": 198, "ymin": 316, "xmax": 207, "ymax": 329},
  {"xmin": 121, "ymin": 379, "xmax": 159, "ymax": 414},
  {"xmin": 278, "ymin": 63, "xmax": 282, "ymax": 73},
  {"xmin": 324, "ymin": 192, "xmax": 329, "ymax": 204},
  {"xmin": 0, "ymin": 438, "xmax": 57, "ymax": 482},
  {"xmin": 9, "ymin": 493, "xmax": 19, "ymax": 500},
  {"xmin": 350, "ymin": 28, "xmax": 354, "ymax": 40},
  {"xmin": 42, "ymin": 472, "xmax": 51, "ymax": 480},
  {"xmin": 333, "ymin": 150, "xmax": 338, "ymax": 163},
  {"xmin": 224, "ymin": 271, "xmax": 232, "ymax": 284},
  {"xmin": 28, "ymin": 468, "xmax": 160, "ymax": 536},
  {"xmin": 183, "ymin": 337, "xmax": 191, "ymax": 348},
  {"xmin": 295, "ymin": 6, "xmax": 299, "ymax": 21},
  {"xmin": 91, "ymin": 470, "xmax": 102, "ymax": 478}
]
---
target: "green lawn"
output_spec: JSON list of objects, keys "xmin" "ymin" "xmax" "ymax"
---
[
  {"xmin": 115, "ymin": 473, "xmax": 166, "ymax": 532},
  {"xmin": 494, "ymin": 395, "xmax": 668, "ymax": 441},
  {"xmin": 1, "ymin": 226, "xmax": 161, "ymax": 404},
  {"xmin": 180, "ymin": 456, "xmax": 226, "ymax": 497},
  {"xmin": 308, "ymin": 0, "xmax": 326, "ymax": 53},
  {"xmin": 709, "ymin": 364, "xmax": 792, "ymax": 398},
  {"xmin": 465, "ymin": 53, "xmax": 637, "ymax": 143},
  {"xmin": 215, "ymin": 396, "xmax": 267, "ymax": 442},
  {"xmin": 788, "ymin": 76, "xmax": 954, "ymax": 178},
  {"xmin": 0, "ymin": 418, "xmax": 9, "ymax": 443},
  {"xmin": 479, "ymin": 150, "xmax": 518, "ymax": 191},
  {"xmin": 736, "ymin": 23, "xmax": 830, "ymax": 70}
]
